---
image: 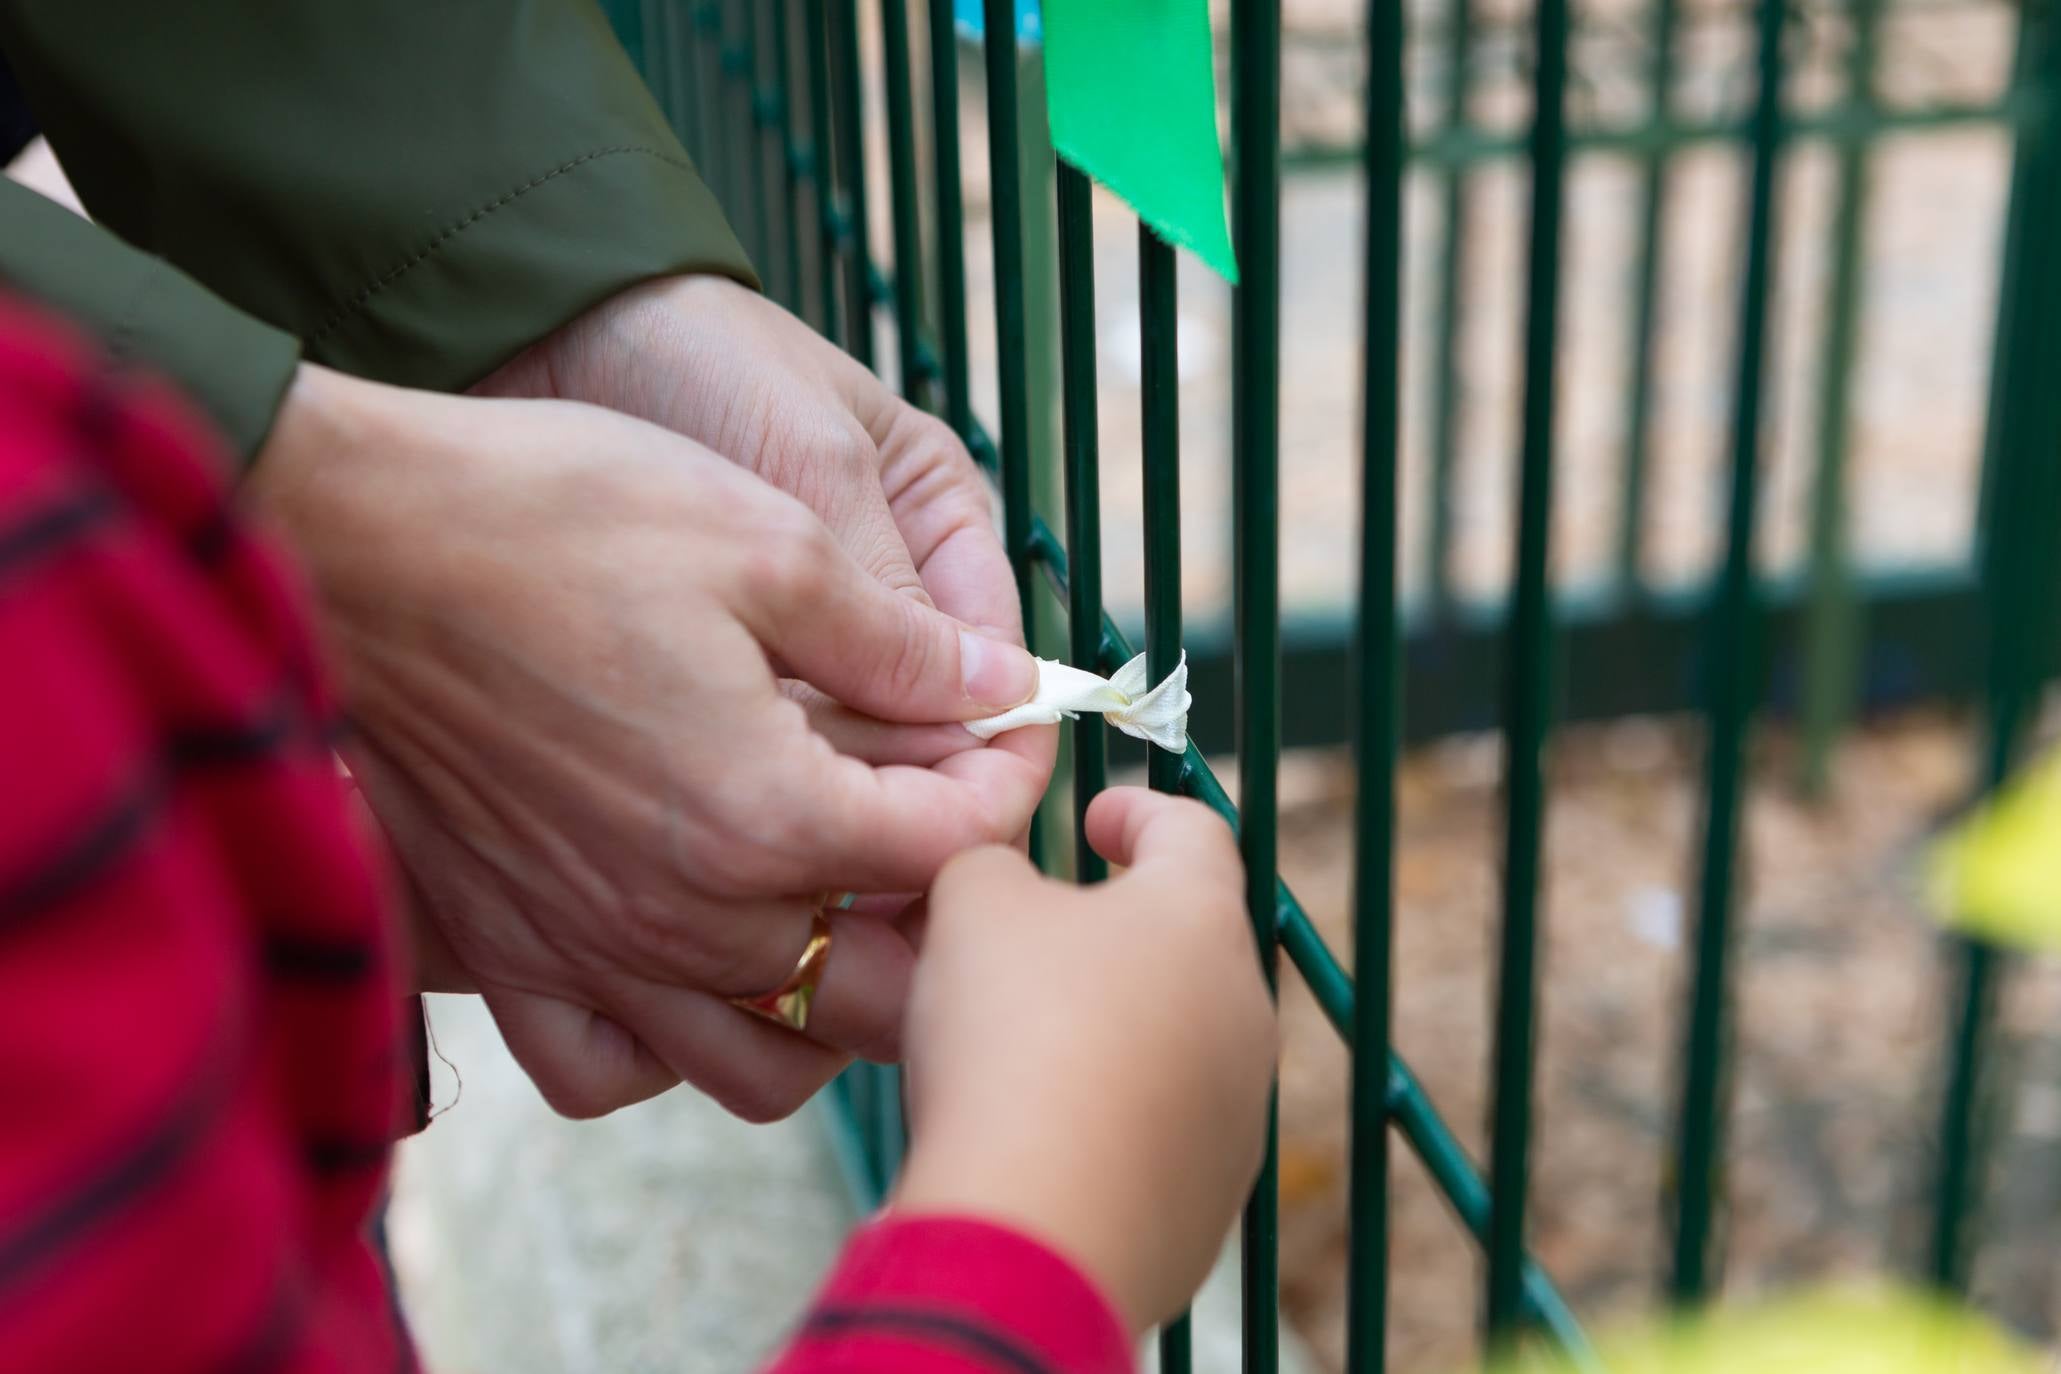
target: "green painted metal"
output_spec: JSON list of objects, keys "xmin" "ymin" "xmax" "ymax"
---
[
  {"xmin": 1264, "ymin": 887, "xmax": 1597, "ymax": 1362},
  {"xmin": 981, "ymin": 0, "xmax": 1036, "ymax": 641},
  {"xmin": 883, "ymin": 444, "xmax": 1596, "ymax": 1349},
  {"xmin": 819, "ymin": 1075, "xmax": 886, "ymax": 1209},
  {"xmin": 879, "ymin": 0, "xmax": 928, "ymax": 399},
  {"xmin": 976, "ymin": 7, "xmax": 1044, "ymax": 877},
  {"xmin": 594, "ymin": 0, "xmax": 2061, "ymax": 1362},
  {"xmin": 1284, "ymin": 94, "xmax": 2037, "ymax": 173},
  {"xmin": 1616, "ymin": 0, "xmax": 1679, "ymax": 597},
  {"xmin": 1140, "ymin": 227, "xmax": 1185, "ymax": 800},
  {"xmin": 693, "ymin": 2, "xmax": 731, "ymax": 211},
  {"xmin": 1486, "ymin": 0, "xmax": 1569, "ymax": 1343},
  {"xmin": 1932, "ymin": 939, "xmax": 2002, "ymax": 1290},
  {"xmin": 719, "ymin": 0, "xmax": 768, "ymax": 271},
  {"xmin": 1932, "ymin": 6, "xmax": 2061, "ymax": 1288},
  {"xmin": 829, "ymin": 0, "xmax": 875, "ymax": 367},
  {"xmin": 776, "ymin": 0, "xmax": 822, "ymax": 328},
  {"xmin": 840, "ymin": 1056, "xmax": 883, "ymax": 1199},
  {"xmin": 1797, "ymin": 0, "xmax": 1883, "ymax": 797},
  {"xmin": 1423, "ymin": 0, "xmax": 1473, "ymax": 620},
  {"xmin": 1139, "ymin": 222, "xmax": 1190, "ymax": 1371},
  {"xmin": 1161, "ymin": 571, "xmax": 2011, "ymax": 759},
  {"xmin": 751, "ymin": 1, "xmax": 780, "ymax": 301},
  {"xmin": 828, "ymin": 0, "xmax": 894, "ymax": 1186},
  {"xmin": 642, "ymin": 1, "xmax": 682, "ymax": 154},
  {"xmin": 760, "ymin": 0, "xmax": 804, "ymax": 312},
  {"xmin": 1056, "ymin": 162, "xmax": 1108, "ymax": 883},
  {"xmin": 1012, "ymin": 57, "xmax": 1070, "ymax": 875},
  {"xmin": 803, "ymin": 0, "xmax": 842, "ymax": 340},
  {"xmin": 601, "ymin": 0, "xmax": 645, "ymax": 72},
  {"xmin": 1161, "ymin": 1315, "xmax": 1194, "ymax": 1374},
  {"xmin": 1232, "ymin": 0, "xmax": 1284, "ymax": 1366},
  {"xmin": 925, "ymin": 0, "xmax": 974, "ymax": 439},
  {"xmin": 1970, "ymin": 4, "xmax": 2040, "ymax": 573},
  {"xmin": 1669, "ymin": 0, "xmax": 1786, "ymax": 1305},
  {"xmin": 650, "ymin": 1, "xmax": 687, "ymax": 160},
  {"xmin": 1347, "ymin": 0, "xmax": 1404, "ymax": 1366},
  {"xmin": 1387, "ymin": 1059, "xmax": 1603, "ymax": 1371}
]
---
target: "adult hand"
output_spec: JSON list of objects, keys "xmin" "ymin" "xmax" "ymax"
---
[
  {"xmin": 471, "ymin": 275, "xmax": 1021, "ymax": 652},
  {"xmin": 895, "ymin": 789, "xmax": 1275, "ymax": 1333},
  {"xmin": 247, "ymin": 364, "xmax": 1052, "ymax": 1121}
]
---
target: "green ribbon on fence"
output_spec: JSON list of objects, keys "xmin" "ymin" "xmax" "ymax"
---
[{"xmin": 1040, "ymin": 0, "xmax": 1238, "ymax": 284}]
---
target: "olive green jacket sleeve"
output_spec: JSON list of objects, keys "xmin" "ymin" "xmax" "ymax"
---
[
  {"xmin": 0, "ymin": 0, "xmax": 753, "ymax": 452},
  {"xmin": 0, "ymin": 178, "xmax": 299, "ymax": 458}
]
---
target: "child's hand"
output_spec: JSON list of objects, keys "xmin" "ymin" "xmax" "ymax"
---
[{"xmin": 894, "ymin": 788, "xmax": 1276, "ymax": 1333}]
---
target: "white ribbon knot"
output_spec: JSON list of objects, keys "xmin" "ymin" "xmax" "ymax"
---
[{"xmin": 966, "ymin": 651, "xmax": 1191, "ymax": 754}]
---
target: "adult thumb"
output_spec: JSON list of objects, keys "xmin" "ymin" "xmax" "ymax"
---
[{"xmin": 742, "ymin": 522, "xmax": 1039, "ymax": 722}]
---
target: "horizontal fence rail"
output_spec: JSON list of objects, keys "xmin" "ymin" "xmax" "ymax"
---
[{"xmin": 603, "ymin": 0, "xmax": 2061, "ymax": 1366}]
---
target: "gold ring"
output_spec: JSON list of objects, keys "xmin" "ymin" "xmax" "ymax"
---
[{"xmin": 729, "ymin": 893, "xmax": 851, "ymax": 1032}]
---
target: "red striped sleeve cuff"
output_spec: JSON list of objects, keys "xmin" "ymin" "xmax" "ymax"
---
[{"xmin": 768, "ymin": 1214, "xmax": 1133, "ymax": 1374}]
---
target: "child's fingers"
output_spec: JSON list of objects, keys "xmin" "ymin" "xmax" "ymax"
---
[
  {"xmin": 1083, "ymin": 788, "xmax": 1242, "ymax": 890},
  {"xmin": 928, "ymin": 842, "xmax": 1045, "ymax": 932}
]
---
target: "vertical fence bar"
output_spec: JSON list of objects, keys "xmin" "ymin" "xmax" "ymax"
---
[
  {"xmin": 1669, "ymin": 0, "xmax": 1785, "ymax": 1304},
  {"xmin": 870, "ymin": 1069, "xmax": 905, "ymax": 1182},
  {"xmin": 601, "ymin": 0, "xmax": 645, "ymax": 72},
  {"xmin": 1140, "ymin": 223, "xmax": 1188, "ymax": 1370},
  {"xmin": 693, "ymin": 2, "xmax": 731, "ymax": 208},
  {"xmin": 842, "ymin": 1058, "xmax": 882, "ymax": 1197},
  {"xmin": 1159, "ymin": 1318, "xmax": 1194, "ymax": 1374},
  {"xmin": 650, "ymin": 1, "xmax": 693, "ymax": 160},
  {"xmin": 759, "ymin": 0, "xmax": 804, "ymax": 311},
  {"xmin": 982, "ymin": 1, "xmax": 1037, "ymax": 643},
  {"xmin": 1230, "ymin": 0, "xmax": 1283, "ymax": 1368},
  {"xmin": 753, "ymin": 0, "xmax": 782, "ymax": 306},
  {"xmin": 1347, "ymin": 0, "xmax": 1406, "ymax": 1366},
  {"xmin": 815, "ymin": 0, "xmax": 895, "ymax": 1177},
  {"xmin": 643, "ymin": 2, "xmax": 684, "ymax": 149},
  {"xmin": 1797, "ymin": 0, "xmax": 1882, "ymax": 796},
  {"xmin": 1616, "ymin": 0, "xmax": 1681, "ymax": 597},
  {"xmin": 880, "ymin": 0, "xmax": 929, "ymax": 398},
  {"xmin": 804, "ymin": 0, "xmax": 844, "ymax": 341},
  {"xmin": 1932, "ymin": 939, "xmax": 2003, "ymax": 1290},
  {"xmin": 1933, "ymin": 379, "xmax": 2050, "ymax": 1285},
  {"xmin": 1424, "ymin": 0, "xmax": 1473, "ymax": 619},
  {"xmin": 638, "ymin": 0, "xmax": 672, "ymax": 124},
  {"xmin": 1057, "ymin": 164, "xmax": 1108, "ymax": 882},
  {"xmin": 1485, "ymin": 0, "xmax": 1570, "ymax": 1343},
  {"xmin": 927, "ymin": 0, "xmax": 976, "ymax": 442},
  {"xmin": 1140, "ymin": 229, "xmax": 1185, "ymax": 798},
  {"xmin": 682, "ymin": 1, "xmax": 711, "ymax": 166},
  {"xmin": 1932, "ymin": 7, "xmax": 2061, "ymax": 1288},
  {"xmin": 830, "ymin": 0, "xmax": 877, "ymax": 368},
  {"xmin": 1971, "ymin": 6, "xmax": 2041, "ymax": 576},
  {"xmin": 782, "ymin": 0, "xmax": 826, "ymax": 331},
  {"xmin": 722, "ymin": 0, "xmax": 767, "ymax": 269}
]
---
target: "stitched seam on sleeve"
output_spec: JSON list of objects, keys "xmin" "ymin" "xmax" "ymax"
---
[
  {"xmin": 305, "ymin": 145, "xmax": 699, "ymax": 346},
  {"xmin": 105, "ymin": 267, "xmax": 159, "ymax": 370}
]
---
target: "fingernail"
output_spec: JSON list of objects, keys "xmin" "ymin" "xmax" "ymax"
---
[{"xmin": 959, "ymin": 630, "xmax": 1038, "ymax": 709}]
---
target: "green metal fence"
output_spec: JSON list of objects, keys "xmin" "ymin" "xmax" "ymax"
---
[{"xmin": 604, "ymin": 0, "xmax": 2061, "ymax": 1366}]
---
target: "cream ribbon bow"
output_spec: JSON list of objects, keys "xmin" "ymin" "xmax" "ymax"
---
[{"xmin": 966, "ymin": 651, "xmax": 1191, "ymax": 754}]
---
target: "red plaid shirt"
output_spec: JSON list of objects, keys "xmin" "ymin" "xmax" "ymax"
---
[{"xmin": 0, "ymin": 298, "xmax": 1129, "ymax": 1374}]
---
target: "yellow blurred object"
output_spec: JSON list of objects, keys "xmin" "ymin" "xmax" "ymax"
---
[
  {"xmin": 1488, "ymin": 1288, "xmax": 2044, "ymax": 1374},
  {"xmin": 1929, "ymin": 746, "xmax": 2061, "ymax": 952}
]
